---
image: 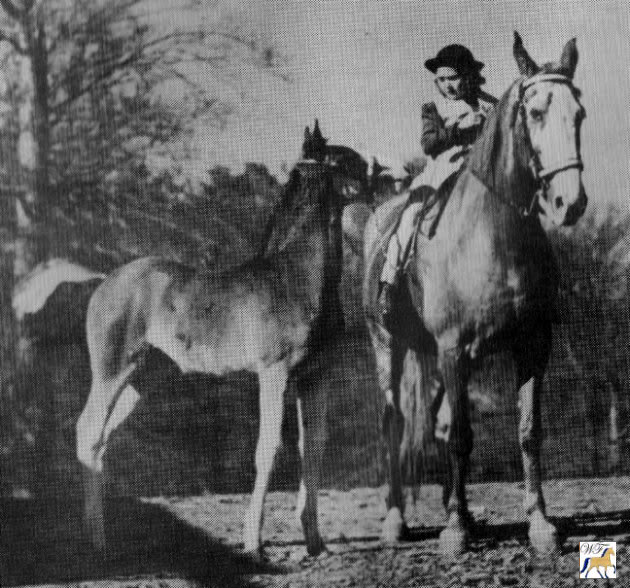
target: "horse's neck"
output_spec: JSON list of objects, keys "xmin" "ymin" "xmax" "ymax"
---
[
  {"xmin": 453, "ymin": 81, "xmax": 539, "ymax": 242},
  {"xmin": 467, "ymin": 80, "xmax": 537, "ymax": 201},
  {"xmin": 261, "ymin": 175, "xmax": 343, "ymax": 324},
  {"xmin": 461, "ymin": 170, "xmax": 529, "ymax": 230}
]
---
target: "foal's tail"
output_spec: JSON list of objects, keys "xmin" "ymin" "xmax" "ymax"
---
[{"xmin": 12, "ymin": 258, "xmax": 106, "ymax": 347}]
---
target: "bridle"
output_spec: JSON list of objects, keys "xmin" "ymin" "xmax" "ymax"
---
[{"xmin": 516, "ymin": 72, "xmax": 584, "ymax": 216}]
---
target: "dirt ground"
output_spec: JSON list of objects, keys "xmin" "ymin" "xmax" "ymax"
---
[{"xmin": 3, "ymin": 477, "xmax": 630, "ymax": 587}]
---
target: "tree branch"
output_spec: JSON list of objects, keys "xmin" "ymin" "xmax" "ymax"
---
[
  {"xmin": 52, "ymin": 49, "xmax": 140, "ymax": 112},
  {"xmin": 51, "ymin": 18, "xmax": 287, "ymax": 112},
  {"xmin": 0, "ymin": 27, "xmax": 25, "ymax": 53},
  {"xmin": 0, "ymin": 0, "xmax": 22, "ymax": 21},
  {"xmin": 50, "ymin": 31, "xmax": 213, "ymax": 113}
]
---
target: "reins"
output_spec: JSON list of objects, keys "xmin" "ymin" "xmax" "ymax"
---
[{"xmin": 516, "ymin": 73, "xmax": 584, "ymax": 216}]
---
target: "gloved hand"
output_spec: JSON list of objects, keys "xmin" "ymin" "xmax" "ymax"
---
[{"xmin": 457, "ymin": 110, "xmax": 485, "ymax": 130}]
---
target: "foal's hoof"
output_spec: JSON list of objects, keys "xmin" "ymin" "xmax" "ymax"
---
[
  {"xmin": 529, "ymin": 512, "xmax": 560, "ymax": 556},
  {"xmin": 382, "ymin": 507, "xmax": 405, "ymax": 543},
  {"xmin": 439, "ymin": 525, "xmax": 469, "ymax": 557}
]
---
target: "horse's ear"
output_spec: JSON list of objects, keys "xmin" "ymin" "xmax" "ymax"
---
[
  {"xmin": 312, "ymin": 119, "xmax": 324, "ymax": 142},
  {"xmin": 513, "ymin": 31, "xmax": 538, "ymax": 77},
  {"xmin": 372, "ymin": 157, "xmax": 389, "ymax": 178},
  {"xmin": 304, "ymin": 126, "xmax": 311, "ymax": 141},
  {"xmin": 559, "ymin": 37, "xmax": 578, "ymax": 78}
]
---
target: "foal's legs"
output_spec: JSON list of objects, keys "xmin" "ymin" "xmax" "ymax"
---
[
  {"xmin": 76, "ymin": 366, "xmax": 140, "ymax": 550},
  {"xmin": 438, "ymin": 346, "xmax": 473, "ymax": 556},
  {"xmin": 296, "ymin": 384, "xmax": 328, "ymax": 556},
  {"xmin": 513, "ymin": 324, "xmax": 559, "ymax": 554},
  {"xmin": 243, "ymin": 362, "xmax": 289, "ymax": 556}
]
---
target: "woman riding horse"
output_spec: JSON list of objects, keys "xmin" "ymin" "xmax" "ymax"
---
[
  {"xmin": 379, "ymin": 44, "xmax": 497, "ymax": 318},
  {"xmin": 363, "ymin": 32, "xmax": 587, "ymax": 556}
]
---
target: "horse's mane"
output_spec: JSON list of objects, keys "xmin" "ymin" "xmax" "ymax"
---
[
  {"xmin": 258, "ymin": 168, "xmax": 299, "ymax": 255},
  {"xmin": 467, "ymin": 79, "xmax": 523, "ymax": 195},
  {"xmin": 258, "ymin": 164, "xmax": 332, "ymax": 258}
]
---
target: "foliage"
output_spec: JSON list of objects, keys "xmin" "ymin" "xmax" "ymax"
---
[
  {"xmin": 0, "ymin": 0, "xmax": 286, "ymax": 251},
  {"xmin": 551, "ymin": 206, "xmax": 630, "ymax": 384}
]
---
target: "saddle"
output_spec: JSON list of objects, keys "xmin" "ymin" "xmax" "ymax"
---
[
  {"xmin": 411, "ymin": 171, "xmax": 458, "ymax": 238},
  {"xmin": 397, "ymin": 171, "xmax": 459, "ymax": 269}
]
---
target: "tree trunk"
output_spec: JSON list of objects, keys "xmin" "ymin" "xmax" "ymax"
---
[
  {"xmin": 607, "ymin": 370, "xmax": 623, "ymax": 472},
  {"xmin": 13, "ymin": 6, "xmax": 55, "ymax": 496},
  {"xmin": 609, "ymin": 380, "xmax": 620, "ymax": 471}
]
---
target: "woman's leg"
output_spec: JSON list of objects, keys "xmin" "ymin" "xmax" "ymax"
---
[{"xmin": 380, "ymin": 201, "xmax": 425, "ymax": 285}]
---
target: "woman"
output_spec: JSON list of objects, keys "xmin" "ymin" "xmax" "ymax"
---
[{"xmin": 379, "ymin": 44, "xmax": 497, "ymax": 317}]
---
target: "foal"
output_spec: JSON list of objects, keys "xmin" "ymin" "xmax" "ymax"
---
[{"xmin": 76, "ymin": 123, "xmax": 359, "ymax": 557}]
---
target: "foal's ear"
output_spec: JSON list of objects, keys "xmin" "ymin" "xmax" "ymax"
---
[
  {"xmin": 559, "ymin": 37, "xmax": 578, "ymax": 78},
  {"xmin": 312, "ymin": 119, "xmax": 324, "ymax": 142},
  {"xmin": 513, "ymin": 31, "xmax": 538, "ymax": 77}
]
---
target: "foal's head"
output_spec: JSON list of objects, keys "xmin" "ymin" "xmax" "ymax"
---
[
  {"xmin": 303, "ymin": 119, "xmax": 370, "ymax": 204},
  {"xmin": 513, "ymin": 32, "xmax": 587, "ymax": 226}
]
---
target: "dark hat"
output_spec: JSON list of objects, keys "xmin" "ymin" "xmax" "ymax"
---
[{"xmin": 425, "ymin": 44, "xmax": 485, "ymax": 75}]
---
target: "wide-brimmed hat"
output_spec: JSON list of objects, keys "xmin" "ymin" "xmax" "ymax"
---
[{"xmin": 425, "ymin": 44, "xmax": 485, "ymax": 76}]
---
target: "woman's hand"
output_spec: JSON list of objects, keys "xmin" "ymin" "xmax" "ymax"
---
[{"xmin": 457, "ymin": 111, "xmax": 485, "ymax": 130}]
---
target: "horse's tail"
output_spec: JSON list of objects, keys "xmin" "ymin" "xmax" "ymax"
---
[
  {"xmin": 580, "ymin": 558, "xmax": 591, "ymax": 574},
  {"xmin": 398, "ymin": 349, "xmax": 444, "ymax": 484},
  {"xmin": 12, "ymin": 258, "xmax": 106, "ymax": 347}
]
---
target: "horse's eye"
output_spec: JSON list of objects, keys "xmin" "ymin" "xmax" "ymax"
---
[{"xmin": 529, "ymin": 109, "xmax": 544, "ymax": 122}]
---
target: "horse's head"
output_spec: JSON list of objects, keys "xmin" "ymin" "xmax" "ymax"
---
[
  {"xmin": 302, "ymin": 119, "xmax": 329, "ymax": 162},
  {"xmin": 513, "ymin": 32, "xmax": 587, "ymax": 226},
  {"xmin": 303, "ymin": 120, "xmax": 370, "ymax": 205}
]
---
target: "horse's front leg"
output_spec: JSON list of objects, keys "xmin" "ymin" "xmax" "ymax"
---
[
  {"xmin": 513, "ymin": 323, "xmax": 559, "ymax": 555},
  {"xmin": 296, "ymin": 381, "xmax": 328, "ymax": 556},
  {"xmin": 438, "ymin": 346, "xmax": 473, "ymax": 556},
  {"xmin": 517, "ymin": 336, "xmax": 559, "ymax": 554},
  {"xmin": 243, "ymin": 362, "xmax": 288, "ymax": 558}
]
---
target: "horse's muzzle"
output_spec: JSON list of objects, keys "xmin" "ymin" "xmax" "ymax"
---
[
  {"xmin": 544, "ymin": 169, "xmax": 587, "ymax": 227},
  {"xmin": 564, "ymin": 186, "xmax": 588, "ymax": 226}
]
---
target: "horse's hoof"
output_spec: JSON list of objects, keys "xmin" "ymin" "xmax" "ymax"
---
[
  {"xmin": 85, "ymin": 516, "xmax": 106, "ymax": 552},
  {"xmin": 382, "ymin": 507, "xmax": 405, "ymax": 543},
  {"xmin": 306, "ymin": 537, "xmax": 327, "ymax": 557},
  {"xmin": 305, "ymin": 542, "xmax": 329, "ymax": 560},
  {"xmin": 439, "ymin": 525, "xmax": 469, "ymax": 557},
  {"xmin": 88, "ymin": 533, "xmax": 106, "ymax": 554},
  {"xmin": 243, "ymin": 544, "xmax": 264, "ymax": 563},
  {"xmin": 529, "ymin": 512, "xmax": 560, "ymax": 556}
]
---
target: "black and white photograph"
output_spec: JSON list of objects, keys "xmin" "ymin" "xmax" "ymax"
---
[{"xmin": 0, "ymin": 1, "xmax": 628, "ymax": 586}]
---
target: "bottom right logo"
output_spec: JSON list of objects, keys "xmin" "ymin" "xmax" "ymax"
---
[{"xmin": 580, "ymin": 542, "xmax": 617, "ymax": 579}]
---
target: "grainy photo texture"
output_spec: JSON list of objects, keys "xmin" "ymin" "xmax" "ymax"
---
[{"xmin": 1, "ymin": 1, "xmax": 628, "ymax": 587}]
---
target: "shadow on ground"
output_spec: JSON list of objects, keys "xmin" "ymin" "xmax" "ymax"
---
[{"xmin": 0, "ymin": 497, "xmax": 280, "ymax": 587}]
